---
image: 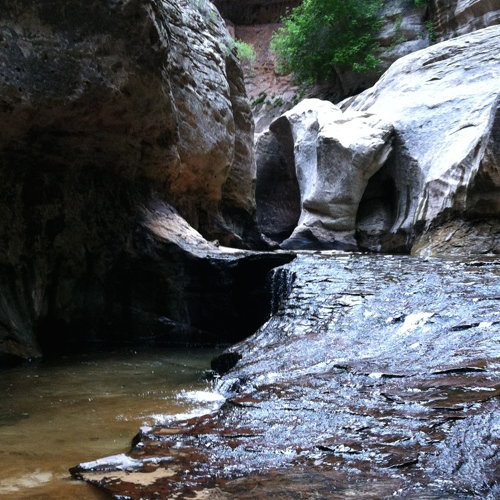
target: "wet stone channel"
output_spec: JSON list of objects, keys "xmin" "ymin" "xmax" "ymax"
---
[{"xmin": 73, "ymin": 252, "xmax": 500, "ymax": 499}]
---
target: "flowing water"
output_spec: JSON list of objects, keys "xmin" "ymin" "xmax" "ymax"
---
[
  {"xmin": 75, "ymin": 252, "xmax": 500, "ymax": 499},
  {"xmin": 0, "ymin": 347, "xmax": 222, "ymax": 500},
  {"xmin": 5, "ymin": 252, "xmax": 500, "ymax": 500}
]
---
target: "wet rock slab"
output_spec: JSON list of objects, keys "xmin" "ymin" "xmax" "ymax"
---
[{"xmin": 72, "ymin": 253, "xmax": 500, "ymax": 499}]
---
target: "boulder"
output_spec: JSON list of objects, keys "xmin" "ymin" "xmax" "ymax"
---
[
  {"xmin": 256, "ymin": 99, "xmax": 394, "ymax": 250},
  {"xmin": 348, "ymin": 25, "xmax": 500, "ymax": 255},
  {"xmin": 257, "ymin": 26, "xmax": 500, "ymax": 254},
  {"xmin": 0, "ymin": 0, "xmax": 267, "ymax": 363}
]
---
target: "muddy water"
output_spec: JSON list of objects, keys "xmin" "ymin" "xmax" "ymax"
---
[{"xmin": 0, "ymin": 348, "xmax": 222, "ymax": 500}]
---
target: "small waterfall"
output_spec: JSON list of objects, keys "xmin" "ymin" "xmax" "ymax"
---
[{"xmin": 268, "ymin": 266, "xmax": 295, "ymax": 316}]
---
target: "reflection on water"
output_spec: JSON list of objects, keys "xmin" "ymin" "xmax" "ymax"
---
[{"xmin": 0, "ymin": 347, "xmax": 222, "ymax": 500}]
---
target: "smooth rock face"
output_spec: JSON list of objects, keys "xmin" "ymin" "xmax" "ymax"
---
[
  {"xmin": 257, "ymin": 99, "xmax": 394, "ymax": 249},
  {"xmin": 432, "ymin": 0, "xmax": 500, "ymax": 41},
  {"xmin": 257, "ymin": 26, "xmax": 500, "ymax": 254},
  {"xmin": 0, "ymin": 0, "xmax": 264, "ymax": 362},
  {"xmin": 348, "ymin": 25, "xmax": 500, "ymax": 255}
]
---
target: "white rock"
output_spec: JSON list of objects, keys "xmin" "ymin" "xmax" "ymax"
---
[
  {"xmin": 348, "ymin": 25, "xmax": 500, "ymax": 253},
  {"xmin": 265, "ymin": 99, "xmax": 394, "ymax": 249}
]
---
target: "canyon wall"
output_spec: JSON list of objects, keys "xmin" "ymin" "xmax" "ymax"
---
[
  {"xmin": 432, "ymin": 0, "xmax": 500, "ymax": 40},
  {"xmin": 215, "ymin": 0, "xmax": 431, "ymax": 132},
  {"xmin": 215, "ymin": 0, "xmax": 500, "ymax": 131},
  {"xmin": 0, "ymin": 0, "xmax": 283, "ymax": 364}
]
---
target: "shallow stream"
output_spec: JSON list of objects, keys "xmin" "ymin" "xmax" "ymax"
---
[
  {"xmin": 75, "ymin": 252, "xmax": 500, "ymax": 499},
  {"xmin": 5, "ymin": 252, "xmax": 500, "ymax": 500},
  {"xmin": 0, "ymin": 348, "xmax": 221, "ymax": 500}
]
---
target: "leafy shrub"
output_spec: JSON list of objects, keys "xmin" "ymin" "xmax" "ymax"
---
[
  {"xmin": 234, "ymin": 40, "xmax": 257, "ymax": 67},
  {"xmin": 252, "ymin": 92, "xmax": 267, "ymax": 107},
  {"xmin": 425, "ymin": 20, "xmax": 436, "ymax": 43},
  {"xmin": 271, "ymin": 0, "xmax": 384, "ymax": 84},
  {"xmin": 224, "ymin": 37, "xmax": 257, "ymax": 68}
]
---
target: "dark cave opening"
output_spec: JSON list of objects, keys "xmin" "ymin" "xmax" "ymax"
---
[
  {"xmin": 355, "ymin": 167, "xmax": 405, "ymax": 253},
  {"xmin": 34, "ymin": 251, "xmax": 296, "ymax": 360}
]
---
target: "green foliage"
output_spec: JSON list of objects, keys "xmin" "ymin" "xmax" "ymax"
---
[
  {"xmin": 252, "ymin": 92, "xmax": 267, "ymax": 107},
  {"xmin": 395, "ymin": 14, "xmax": 403, "ymax": 30},
  {"xmin": 414, "ymin": 0, "xmax": 429, "ymax": 6},
  {"xmin": 251, "ymin": 92, "xmax": 287, "ymax": 110},
  {"xmin": 273, "ymin": 97, "xmax": 283, "ymax": 108},
  {"xmin": 234, "ymin": 39, "xmax": 257, "ymax": 67},
  {"xmin": 223, "ymin": 38, "xmax": 257, "ymax": 71},
  {"xmin": 271, "ymin": 0, "xmax": 384, "ymax": 84},
  {"xmin": 425, "ymin": 20, "xmax": 436, "ymax": 43}
]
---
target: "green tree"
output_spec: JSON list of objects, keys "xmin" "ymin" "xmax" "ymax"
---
[{"xmin": 271, "ymin": 0, "xmax": 384, "ymax": 84}]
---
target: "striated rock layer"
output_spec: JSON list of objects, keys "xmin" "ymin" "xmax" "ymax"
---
[
  {"xmin": 0, "ymin": 0, "xmax": 278, "ymax": 363},
  {"xmin": 256, "ymin": 26, "xmax": 500, "ymax": 255},
  {"xmin": 431, "ymin": 0, "xmax": 500, "ymax": 41}
]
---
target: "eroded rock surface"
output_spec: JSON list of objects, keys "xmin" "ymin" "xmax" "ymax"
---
[
  {"xmin": 432, "ymin": 0, "xmax": 500, "ymax": 41},
  {"xmin": 256, "ymin": 99, "xmax": 396, "ymax": 249},
  {"xmin": 257, "ymin": 26, "xmax": 500, "ymax": 254},
  {"xmin": 73, "ymin": 252, "xmax": 500, "ymax": 499},
  {"xmin": 349, "ymin": 25, "xmax": 500, "ymax": 255},
  {"xmin": 269, "ymin": 100, "xmax": 394, "ymax": 250},
  {"xmin": 257, "ymin": 99, "xmax": 394, "ymax": 249},
  {"xmin": 0, "ymin": 0, "xmax": 267, "ymax": 363}
]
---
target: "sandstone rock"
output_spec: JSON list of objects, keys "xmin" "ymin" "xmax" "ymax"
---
[
  {"xmin": 221, "ymin": 0, "xmax": 430, "ymax": 133},
  {"xmin": 256, "ymin": 99, "xmax": 394, "ymax": 250},
  {"xmin": 220, "ymin": 53, "xmax": 262, "ymax": 246},
  {"xmin": 0, "ymin": 0, "xmax": 266, "ymax": 363},
  {"xmin": 347, "ymin": 25, "xmax": 500, "ymax": 255},
  {"xmin": 378, "ymin": 0, "xmax": 430, "ymax": 58},
  {"xmin": 257, "ymin": 26, "xmax": 500, "ymax": 254},
  {"xmin": 432, "ymin": 0, "xmax": 500, "ymax": 41}
]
